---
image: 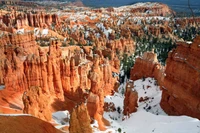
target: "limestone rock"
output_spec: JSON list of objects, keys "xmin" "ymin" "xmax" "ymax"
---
[
  {"xmin": 69, "ymin": 103, "xmax": 92, "ymax": 133},
  {"xmin": 160, "ymin": 36, "xmax": 200, "ymax": 119},
  {"xmin": 22, "ymin": 86, "xmax": 51, "ymax": 121},
  {"xmin": 0, "ymin": 115, "xmax": 63, "ymax": 133},
  {"xmin": 130, "ymin": 50, "xmax": 164, "ymax": 85},
  {"xmin": 123, "ymin": 82, "xmax": 138, "ymax": 115}
]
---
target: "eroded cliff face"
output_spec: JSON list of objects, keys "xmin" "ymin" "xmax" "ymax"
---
[
  {"xmin": 129, "ymin": 36, "xmax": 200, "ymax": 119},
  {"xmin": 0, "ymin": 33, "xmax": 38, "ymax": 92},
  {"xmin": 123, "ymin": 81, "xmax": 138, "ymax": 115},
  {"xmin": 22, "ymin": 86, "xmax": 51, "ymax": 121},
  {"xmin": 0, "ymin": 11, "xmax": 59, "ymax": 31},
  {"xmin": 130, "ymin": 50, "xmax": 164, "ymax": 85},
  {"xmin": 160, "ymin": 36, "xmax": 200, "ymax": 119},
  {"xmin": 0, "ymin": 31, "xmax": 119, "ymax": 130},
  {"xmin": 69, "ymin": 103, "xmax": 92, "ymax": 133},
  {"xmin": 22, "ymin": 40, "xmax": 118, "ymax": 125},
  {"xmin": 130, "ymin": 3, "xmax": 175, "ymax": 17}
]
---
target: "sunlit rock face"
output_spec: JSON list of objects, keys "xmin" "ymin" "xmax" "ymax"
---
[
  {"xmin": 1, "ymin": 1, "xmax": 199, "ymax": 132},
  {"xmin": 123, "ymin": 82, "xmax": 138, "ymax": 115},
  {"xmin": 69, "ymin": 103, "xmax": 92, "ymax": 133},
  {"xmin": 130, "ymin": 50, "xmax": 164, "ymax": 85},
  {"xmin": 22, "ymin": 86, "xmax": 51, "ymax": 121},
  {"xmin": 0, "ymin": 115, "xmax": 63, "ymax": 133},
  {"xmin": 0, "ymin": 33, "xmax": 38, "ymax": 93},
  {"xmin": 130, "ymin": 36, "xmax": 200, "ymax": 119},
  {"xmin": 0, "ymin": 33, "xmax": 119, "ymax": 130},
  {"xmin": 0, "ymin": 11, "xmax": 59, "ymax": 30},
  {"xmin": 160, "ymin": 36, "xmax": 200, "ymax": 119}
]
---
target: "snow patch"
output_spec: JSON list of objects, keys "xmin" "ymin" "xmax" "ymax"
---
[
  {"xmin": 42, "ymin": 29, "xmax": 49, "ymax": 36},
  {"xmin": 16, "ymin": 29, "xmax": 24, "ymax": 34},
  {"xmin": 0, "ymin": 85, "xmax": 5, "ymax": 90},
  {"xmin": 52, "ymin": 111, "xmax": 70, "ymax": 126}
]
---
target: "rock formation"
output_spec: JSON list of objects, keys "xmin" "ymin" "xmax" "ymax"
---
[
  {"xmin": 123, "ymin": 81, "xmax": 138, "ymax": 115},
  {"xmin": 1, "ymin": 33, "xmax": 38, "ymax": 92},
  {"xmin": 69, "ymin": 103, "xmax": 92, "ymax": 133},
  {"xmin": 160, "ymin": 36, "xmax": 200, "ymax": 119},
  {"xmin": 130, "ymin": 2, "xmax": 175, "ymax": 17},
  {"xmin": 0, "ymin": 11, "xmax": 60, "ymax": 31},
  {"xmin": 129, "ymin": 36, "xmax": 200, "ymax": 119},
  {"xmin": 1, "ymin": 1, "xmax": 196, "ymax": 132},
  {"xmin": 0, "ymin": 115, "xmax": 63, "ymax": 133},
  {"xmin": 22, "ymin": 86, "xmax": 51, "ymax": 121},
  {"xmin": 130, "ymin": 50, "xmax": 164, "ymax": 84},
  {"xmin": 0, "ymin": 31, "xmax": 119, "ymax": 130}
]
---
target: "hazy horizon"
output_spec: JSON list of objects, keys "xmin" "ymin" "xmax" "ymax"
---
[{"xmin": 82, "ymin": 0, "xmax": 200, "ymax": 13}]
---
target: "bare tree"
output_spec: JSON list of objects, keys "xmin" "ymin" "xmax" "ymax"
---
[{"xmin": 188, "ymin": 0, "xmax": 198, "ymax": 27}]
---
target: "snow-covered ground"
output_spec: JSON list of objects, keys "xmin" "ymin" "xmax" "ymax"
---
[
  {"xmin": 0, "ymin": 85, "xmax": 5, "ymax": 90},
  {"xmin": 52, "ymin": 77, "xmax": 200, "ymax": 133},
  {"xmin": 52, "ymin": 110, "xmax": 70, "ymax": 126},
  {"xmin": 134, "ymin": 78, "xmax": 166, "ymax": 115}
]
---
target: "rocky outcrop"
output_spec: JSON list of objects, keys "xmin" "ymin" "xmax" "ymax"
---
[
  {"xmin": 0, "ymin": 35, "xmax": 118, "ymax": 128},
  {"xmin": 0, "ymin": 33, "xmax": 38, "ymax": 92},
  {"xmin": 0, "ymin": 11, "xmax": 60, "ymax": 31},
  {"xmin": 27, "ymin": 12, "xmax": 60, "ymax": 28},
  {"xmin": 130, "ymin": 36, "xmax": 200, "ymax": 119},
  {"xmin": 1, "ymin": 32, "xmax": 38, "ymax": 54},
  {"xmin": 123, "ymin": 81, "xmax": 138, "ymax": 115},
  {"xmin": 22, "ymin": 86, "xmax": 51, "ymax": 121},
  {"xmin": 160, "ymin": 36, "xmax": 200, "ymax": 119},
  {"xmin": 175, "ymin": 17, "xmax": 200, "ymax": 28},
  {"xmin": 87, "ymin": 92, "xmax": 106, "ymax": 130},
  {"xmin": 106, "ymin": 38, "xmax": 136, "ymax": 56},
  {"xmin": 130, "ymin": 3, "xmax": 175, "ymax": 17},
  {"xmin": 69, "ymin": 103, "xmax": 92, "ymax": 133},
  {"xmin": 130, "ymin": 50, "xmax": 164, "ymax": 84},
  {"xmin": 0, "ymin": 115, "xmax": 63, "ymax": 133}
]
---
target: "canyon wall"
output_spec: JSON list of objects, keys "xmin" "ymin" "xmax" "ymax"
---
[
  {"xmin": 0, "ymin": 32, "xmax": 119, "ymax": 130},
  {"xmin": 129, "ymin": 36, "xmax": 200, "ymax": 119},
  {"xmin": 0, "ymin": 11, "xmax": 60, "ymax": 31},
  {"xmin": 160, "ymin": 36, "xmax": 200, "ymax": 119}
]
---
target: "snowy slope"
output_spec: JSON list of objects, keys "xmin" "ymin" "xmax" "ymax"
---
[
  {"xmin": 52, "ymin": 77, "xmax": 200, "ymax": 133},
  {"xmin": 52, "ymin": 110, "xmax": 70, "ymax": 126},
  {"xmin": 134, "ymin": 78, "xmax": 166, "ymax": 115},
  {"xmin": 95, "ymin": 77, "xmax": 200, "ymax": 133},
  {"xmin": 121, "ymin": 110, "xmax": 200, "ymax": 133}
]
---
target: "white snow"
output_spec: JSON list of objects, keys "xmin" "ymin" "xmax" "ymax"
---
[
  {"xmin": 121, "ymin": 110, "xmax": 200, "ymax": 133},
  {"xmin": 34, "ymin": 28, "xmax": 40, "ymax": 36},
  {"xmin": 42, "ymin": 29, "xmax": 49, "ymax": 36},
  {"xmin": 52, "ymin": 110, "xmax": 70, "ymax": 126},
  {"xmin": 16, "ymin": 29, "xmax": 24, "ymax": 34},
  {"xmin": 52, "ymin": 78, "xmax": 200, "ymax": 133},
  {"xmin": 96, "ymin": 23, "xmax": 113, "ymax": 38},
  {"xmin": 134, "ymin": 78, "xmax": 166, "ymax": 115},
  {"xmin": 95, "ymin": 78, "xmax": 200, "ymax": 133},
  {"xmin": 0, "ymin": 85, "xmax": 5, "ymax": 90}
]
